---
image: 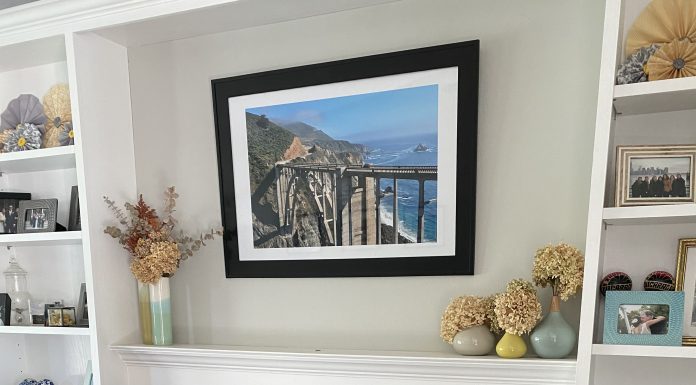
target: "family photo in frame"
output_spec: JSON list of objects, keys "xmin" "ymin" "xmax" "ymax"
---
[
  {"xmin": 213, "ymin": 41, "xmax": 479, "ymax": 278},
  {"xmin": 615, "ymin": 145, "xmax": 696, "ymax": 207}
]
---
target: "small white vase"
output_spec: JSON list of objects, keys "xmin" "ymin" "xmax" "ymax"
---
[{"xmin": 452, "ymin": 325, "xmax": 495, "ymax": 355}]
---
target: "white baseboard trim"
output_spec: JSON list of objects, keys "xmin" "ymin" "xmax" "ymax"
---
[{"xmin": 112, "ymin": 344, "xmax": 576, "ymax": 384}]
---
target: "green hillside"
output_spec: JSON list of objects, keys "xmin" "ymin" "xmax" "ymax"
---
[{"xmin": 246, "ymin": 112, "xmax": 296, "ymax": 191}]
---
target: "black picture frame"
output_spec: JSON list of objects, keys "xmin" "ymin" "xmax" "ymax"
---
[
  {"xmin": 0, "ymin": 192, "xmax": 31, "ymax": 235},
  {"xmin": 69, "ymin": 186, "xmax": 81, "ymax": 231},
  {"xmin": 18, "ymin": 199, "xmax": 58, "ymax": 233},
  {"xmin": 76, "ymin": 282, "xmax": 88, "ymax": 327},
  {"xmin": 212, "ymin": 41, "xmax": 479, "ymax": 278},
  {"xmin": 0, "ymin": 293, "xmax": 10, "ymax": 326}
]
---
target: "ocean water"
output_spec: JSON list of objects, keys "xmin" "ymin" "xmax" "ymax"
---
[{"xmin": 364, "ymin": 134, "xmax": 437, "ymax": 242}]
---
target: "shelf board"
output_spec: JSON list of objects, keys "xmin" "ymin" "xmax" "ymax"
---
[
  {"xmin": 592, "ymin": 344, "xmax": 696, "ymax": 358},
  {"xmin": 614, "ymin": 77, "xmax": 696, "ymax": 116},
  {"xmin": 0, "ymin": 325, "xmax": 90, "ymax": 336},
  {"xmin": 0, "ymin": 231, "xmax": 82, "ymax": 246},
  {"xmin": 0, "ymin": 146, "xmax": 75, "ymax": 173},
  {"xmin": 603, "ymin": 204, "xmax": 696, "ymax": 225}
]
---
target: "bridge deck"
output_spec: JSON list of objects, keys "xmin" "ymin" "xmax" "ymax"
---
[{"xmin": 277, "ymin": 163, "xmax": 438, "ymax": 180}]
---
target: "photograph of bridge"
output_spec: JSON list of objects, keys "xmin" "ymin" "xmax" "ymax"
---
[{"xmin": 245, "ymin": 84, "xmax": 439, "ymax": 249}]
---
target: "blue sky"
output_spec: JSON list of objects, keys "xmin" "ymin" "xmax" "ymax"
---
[{"xmin": 247, "ymin": 84, "xmax": 438, "ymax": 143}]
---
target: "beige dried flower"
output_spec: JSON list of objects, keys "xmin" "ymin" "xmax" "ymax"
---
[
  {"xmin": 494, "ymin": 279, "xmax": 542, "ymax": 336},
  {"xmin": 532, "ymin": 243, "xmax": 585, "ymax": 301},
  {"xmin": 440, "ymin": 295, "xmax": 489, "ymax": 343},
  {"xmin": 130, "ymin": 240, "xmax": 181, "ymax": 284},
  {"xmin": 485, "ymin": 294, "xmax": 504, "ymax": 335}
]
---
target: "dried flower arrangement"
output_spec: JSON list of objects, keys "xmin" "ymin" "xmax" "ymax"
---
[
  {"xmin": 532, "ymin": 243, "xmax": 585, "ymax": 301},
  {"xmin": 493, "ymin": 279, "xmax": 542, "ymax": 336},
  {"xmin": 440, "ymin": 294, "xmax": 502, "ymax": 343},
  {"xmin": 104, "ymin": 186, "xmax": 223, "ymax": 284}
]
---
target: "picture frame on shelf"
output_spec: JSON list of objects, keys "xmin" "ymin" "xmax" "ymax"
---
[
  {"xmin": 615, "ymin": 145, "xmax": 696, "ymax": 207},
  {"xmin": 0, "ymin": 293, "xmax": 10, "ymax": 326},
  {"xmin": 212, "ymin": 41, "xmax": 479, "ymax": 278},
  {"xmin": 603, "ymin": 290, "xmax": 684, "ymax": 346},
  {"xmin": 17, "ymin": 199, "xmax": 58, "ymax": 233},
  {"xmin": 68, "ymin": 186, "xmax": 81, "ymax": 231},
  {"xmin": 0, "ymin": 192, "xmax": 31, "ymax": 234},
  {"xmin": 76, "ymin": 283, "xmax": 88, "ymax": 327},
  {"xmin": 675, "ymin": 238, "xmax": 696, "ymax": 346},
  {"xmin": 47, "ymin": 307, "xmax": 63, "ymax": 327}
]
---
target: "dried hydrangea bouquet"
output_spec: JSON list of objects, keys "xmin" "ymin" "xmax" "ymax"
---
[
  {"xmin": 530, "ymin": 243, "xmax": 585, "ymax": 358},
  {"xmin": 493, "ymin": 279, "xmax": 542, "ymax": 358},
  {"xmin": 440, "ymin": 295, "xmax": 501, "ymax": 355},
  {"xmin": 104, "ymin": 187, "xmax": 222, "ymax": 345}
]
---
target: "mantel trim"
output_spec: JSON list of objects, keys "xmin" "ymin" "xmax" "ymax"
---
[{"xmin": 112, "ymin": 344, "xmax": 576, "ymax": 384}]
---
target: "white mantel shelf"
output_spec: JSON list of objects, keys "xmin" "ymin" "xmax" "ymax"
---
[{"xmin": 111, "ymin": 344, "xmax": 577, "ymax": 384}]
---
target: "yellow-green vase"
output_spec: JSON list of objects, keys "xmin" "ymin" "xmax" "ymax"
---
[
  {"xmin": 137, "ymin": 281, "xmax": 153, "ymax": 345},
  {"xmin": 496, "ymin": 332, "xmax": 527, "ymax": 358}
]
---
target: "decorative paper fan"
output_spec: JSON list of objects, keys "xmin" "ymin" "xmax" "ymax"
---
[
  {"xmin": 42, "ymin": 83, "xmax": 72, "ymax": 148},
  {"xmin": 0, "ymin": 94, "xmax": 46, "ymax": 133},
  {"xmin": 625, "ymin": 0, "xmax": 696, "ymax": 57},
  {"xmin": 646, "ymin": 39, "xmax": 696, "ymax": 80}
]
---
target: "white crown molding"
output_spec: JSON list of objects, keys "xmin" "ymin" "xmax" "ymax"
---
[
  {"xmin": 112, "ymin": 345, "xmax": 576, "ymax": 384},
  {"xmin": 0, "ymin": 0, "xmax": 235, "ymax": 45}
]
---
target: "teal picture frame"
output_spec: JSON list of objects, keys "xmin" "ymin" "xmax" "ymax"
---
[{"xmin": 603, "ymin": 291, "xmax": 684, "ymax": 346}]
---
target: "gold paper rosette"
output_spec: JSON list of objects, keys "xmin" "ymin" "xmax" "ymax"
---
[
  {"xmin": 42, "ymin": 83, "xmax": 72, "ymax": 148},
  {"xmin": 626, "ymin": 0, "xmax": 696, "ymax": 57},
  {"xmin": 646, "ymin": 39, "xmax": 696, "ymax": 80}
]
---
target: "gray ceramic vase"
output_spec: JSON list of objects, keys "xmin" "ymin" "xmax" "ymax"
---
[
  {"xmin": 530, "ymin": 296, "xmax": 576, "ymax": 358},
  {"xmin": 452, "ymin": 325, "xmax": 495, "ymax": 356}
]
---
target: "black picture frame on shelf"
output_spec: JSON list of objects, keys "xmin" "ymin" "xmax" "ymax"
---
[
  {"xmin": 0, "ymin": 192, "xmax": 31, "ymax": 235},
  {"xmin": 18, "ymin": 199, "xmax": 58, "ymax": 233},
  {"xmin": 212, "ymin": 41, "xmax": 479, "ymax": 278},
  {"xmin": 76, "ymin": 282, "xmax": 88, "ymax": 327},
  {"xmin": 0, "ymin": 293, "xmax": 10, "ymax": 326},
  {"xmin": 69, "ymin": 186, "xmax": 81, "ymax": 231}
]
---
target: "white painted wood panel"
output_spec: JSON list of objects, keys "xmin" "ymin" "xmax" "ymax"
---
[{"xmin": 113, "ymin": 345, "xmax": 577, "ymax": 385}]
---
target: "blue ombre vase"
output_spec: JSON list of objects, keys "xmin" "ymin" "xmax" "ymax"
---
[
  {"xmin": 149, "ymin": 277, "xmax": 173, "ymax": 346},
  {"xmin": 530, "ymin": 296, "xmax": 576, "ymax": 358}
]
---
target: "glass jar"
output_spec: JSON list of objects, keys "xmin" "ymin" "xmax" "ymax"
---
[{"xmin": 3, "ymin": 257, "xmax": 32, "ymax": 326}]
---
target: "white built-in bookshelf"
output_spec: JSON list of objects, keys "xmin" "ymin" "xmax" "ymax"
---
[{"xmin": 576, "ymin": 0, "xmax": 696, "ymax": 384}]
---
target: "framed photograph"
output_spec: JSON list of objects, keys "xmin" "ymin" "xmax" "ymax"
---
[
  {"xmin": 47, "ymin": 307, "xmax": 63, "ymax": 327},
  {"xmin": 76, "ymin": 282, "xmax": 88, "ymax": 327},
  {"xmin": 615, "ymin": 145, "xmax": 696, "ymax": 207},
  {"xmin": 18, "ymin": 199, "xmax": 58, "ymax": 233},
  {"xmin": 0, "ymin": 192, "xmax": 31, "ymax": 234},
  {"xmin": 69, "ymin": 186, "xmax": 81, "ymax": 231},
  {"xmin": 0, "ymin": 293, "xmax": 10, "ymax": 326},
  {"xmin": 675, "ymin": 238, "xmax": 696, "ymax": 346},
  {"xmin": 603, "ymin": 291, "xmax": 684, "ymax": 346},
  {"xmin": 212, "ymin": 41, "xmax": 479, "ymax": 278}
]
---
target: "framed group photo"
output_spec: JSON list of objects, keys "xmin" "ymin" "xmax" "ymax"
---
[
  {"xmin": 212, "ymin": 41, "xmax": 479, "ymax": 278},
  {"xmin": 615, "ymin": 145, "xmax": 696, "ymax": 207}
]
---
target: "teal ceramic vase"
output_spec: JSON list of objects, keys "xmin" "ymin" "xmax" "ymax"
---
[
  {"xmin": 149, "ymin": 277, "xmax": 173, "ymax": 346},
  {"xmin": 530, "ymin": 296, "xmax": 576, "ymax": 358}
]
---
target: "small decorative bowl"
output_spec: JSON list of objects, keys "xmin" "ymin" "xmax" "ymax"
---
[
  {"xmin": 600, "ymin": 272, "xmax": 632, "ymax": 296},
  {"xmin": 644, "ymin": 271, "xmax": 675, "ymax": 291}
]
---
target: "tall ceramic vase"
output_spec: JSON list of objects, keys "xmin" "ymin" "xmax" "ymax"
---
[
  {"xmin": 149, "ymin": 277, "xmax": 173, "ymax": 346},
  {"xmin": 530, "ymin": 295, "xmax": 576, "ymax": 358},
  {"xmin": 137, "ymin": 281, "xmax": 153, "ymax": 345}
]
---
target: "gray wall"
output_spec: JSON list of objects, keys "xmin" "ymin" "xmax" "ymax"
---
[{"xmin": 128, "ymin": 0, "xmax": 604, "ymax": 352}]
